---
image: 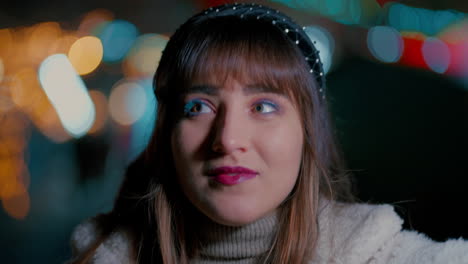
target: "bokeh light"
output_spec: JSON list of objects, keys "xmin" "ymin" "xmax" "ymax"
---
[
  {"xmin": 304, "ymin": 26, "xmax": 335, "ymax": 74},
  {"xmin": 348, "ymin": 0, "xmax": 362, "ymax": 25},
  {"xmin": 2, "ymin": 191, "xmax": 30, "ymax": 220},
  {"xmin": 439, "ymin": 19, "xmax": 468, "ymax": 44},
  {"xmin": 96, "ymin": 20, "xmax": 138, "ymax": 63},
  {"xmin": 128, "ymin": 78, "xmax": 157, "ymax": 162},
  {"xmin": 39, "ymin": 54, "xmax": 95, "ymax": 137},
  {"xmin": 88, "ymin": 90, "xmax": 108, "ymax": 134},
  {"xmin": 27, "ymin": 22, "xmax": 62, "ymax": 65},
  {"xmin": 68, "ymin": 36, "xmax": 103, "ymax": 75},
  {"xmin": 8, "ymin": 67, "xmax": 70, "ymax": 142},
  {"xmin": 0, "ymin": 57, "xmax": 4, "ymax": 83},
  {"xmin": 325, "ymin": 0, "xmax": 345, "ymax": 17},
  {"xmin": 387, "ymin": 3, "xmax": 465, "ymax": 36},
  {"xmin": 109, "ymin": 80, "xmax": 147, "ymax": 126},
  {"xmin": 399, "ymin": 35, "xmax": 428, "ymax": 69},
  {"xmin": 376, "ymin": 0, "xmax": 397, "ymax": 7},
  {"xmin": 0, "ymin": 28, "xmax": 14, "ymax": 59},
  {"xmin": 4, "ymin": 27, "xmax": 32, "ymax": 73},
  {"xmin": 123, "ymin": 34, "xmax": 168, "ymax": 78},
  {"xmin": 10, "ymin": 67, "xmax": 43, "ymax": 111},
  {"xmin": 367, "ymin": 26, "xmax": 403, "ymax": 63},
  {"xmin": 77, "ymin": 9, "xmax": 114, "ymax": 37},
  {"xmin": 0, "ymin": 157, "xmax": 29, "ymax": 200},
  {"xmin": 29, "ymin": 98, "xmax": 71, "ymax": 143},
  {"xmin": 445, "ymin": 41, "xmax": 468, "ymax": 78},
  {"xmin": 0, "ymin": 57, "xmax": 14, "ymax": 113},
  {"xmin": 50, "ymin": 34, "xmax": 79, "ymax": 55},
  {"xmin": 422, "ymin": 37, "xmax": 451, "ymax": 74}
]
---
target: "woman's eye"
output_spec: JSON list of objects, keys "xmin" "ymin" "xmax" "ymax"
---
[
  {"xmin": 183, "ymin": 100, "xmax": 212, "ymax": 117},
  {"xmin": 252, "ymin": 101, "xmax": 278, "ymax": 114}
]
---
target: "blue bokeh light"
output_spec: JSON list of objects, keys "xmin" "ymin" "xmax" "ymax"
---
[
  {"xmin": 128, "ymin": 78, "xmax": 157, "ymax": 163},
  {"xmin": 304, "ymin": 26, "xmax": 335, "ymax": 74},
  {"xmin": 422, "ymin": 38, "xmax": 451, "ymax": 74},
  {"xmin": 367, "ymin": 26, "xmax": 403, "ymax": 63},
  {"xmin": 96, "ymin": 20, "xmax": 138, "ymax": 63}
]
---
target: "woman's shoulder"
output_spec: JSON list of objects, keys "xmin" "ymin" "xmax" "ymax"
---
[
  {"xmin": 68, "ymin": 217, "xmax": 132, "ymax": 264},
  {"xmin": 313, "ymin": 200, "xmax": 468, "ymax": 264}
]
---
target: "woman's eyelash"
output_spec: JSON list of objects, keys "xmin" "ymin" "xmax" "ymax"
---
[
  {"xmin": 252, "ymin": 100, "xmax": 280, "ymax": 114},
  {"xmin": 183, "ymin": 99, "xmax": 212, "ymax": 117}
]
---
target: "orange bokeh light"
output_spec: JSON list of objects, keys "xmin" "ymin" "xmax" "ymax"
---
[
  {"xmin": 29, "ymin": 97, "xmax": 71, "ymax": 143},
  {"xmin": 10, "ymin": 67, "xmax": 43, "ymax": 111},
  {"xmin": 0, "ymin": 157, "xmax": 29, "ymax": 199},
  {"xmin": 0, "ymin": 28, "xmax": 14, "ymax": 58},
  {"xmin": 9, "ymin": 67, "xmax": 70, "ymax": 142},
  {"xmin": 51, "ymin": 34, "xmax": 79, "ymax": 55},
  {"xmin": 88, "ymin": 90, "xmax": 108, "ymax": 134},
  {"xmin": 27, "ymin": 22, "xmax": 63, "ymax": 66},
  {"xmin": 2, "ymin": 191, "xmax": 30, "ymax": 220},
  {"xmin": 0, "ymin": 57, "xmax": 4, "ymax": 83},
  {"xmin": 77, "ymin": 9, "xmax": 114, "ymax": 37}
]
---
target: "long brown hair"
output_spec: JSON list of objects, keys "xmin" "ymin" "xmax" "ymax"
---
[{"xmin": 72, "ymin": 8, "xmax": 353, "ymax": 264}]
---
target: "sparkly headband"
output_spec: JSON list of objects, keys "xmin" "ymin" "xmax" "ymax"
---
[{"xmin": 194, "ymin": 3, "xmax": 326, "ymax": 100}]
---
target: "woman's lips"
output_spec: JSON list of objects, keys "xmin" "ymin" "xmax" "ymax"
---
[{"xmin": 207, "ymin": 166, "xmax": 258, "ymax": 186}]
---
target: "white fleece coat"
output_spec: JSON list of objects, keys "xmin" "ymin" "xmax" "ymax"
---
[{"xmin": 69, "ymin": 202, "xmax": 468, "ymax": 264}]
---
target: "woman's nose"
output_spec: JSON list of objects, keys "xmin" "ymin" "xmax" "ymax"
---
[{"xmin": 211, "ymin": 107, "xmax": 248, "ymax": 154}]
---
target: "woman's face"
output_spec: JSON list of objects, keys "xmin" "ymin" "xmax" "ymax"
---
[{"xmin": 171, "ymin": 77, "xmax": 304, "ymax": 226}]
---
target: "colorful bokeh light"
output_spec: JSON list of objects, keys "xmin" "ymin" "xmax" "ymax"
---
[
  {"xmin": 39, "ymin": 54, "xmax": 95, "ymax": 138},
  {"xmin": 88, "ymin": 90, "xmax": 108, "ymax": 134},
  {"xmin": 422, "ymin": 37, "xmax": 451, "ymax": 74},
  {"xmin": 367, "ymin": 26, "xmax": 403, "ymax": 63},
  {"xmin": 96, "ymin": 20, "xmax": 138, "ymax": 63},
  {"xmin": 123, "ymin": 34, "xmax": 168, "ymax": 78},
  {"xmin": 304, "ymin": 26, "xmax": 335, "ymax": 74},
  {"xmin": 68, "ymin": 36, "xmax": 103, "ymax": 75},
  {"xmin": 109, "ymin": 80, "xmax": 147, "ymax": 126}
]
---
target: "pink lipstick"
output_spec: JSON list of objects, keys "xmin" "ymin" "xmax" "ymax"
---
[{"xmin": 207, "ymin": 166, "xmax": 258, "ymax": 186}]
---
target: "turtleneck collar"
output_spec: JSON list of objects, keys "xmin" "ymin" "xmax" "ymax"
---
[{"xmin": 192, "ymin": 212, "xmax": 279, "ymax": 263}]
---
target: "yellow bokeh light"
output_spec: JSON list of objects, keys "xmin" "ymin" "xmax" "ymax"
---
[
  {"xmin": 2, "ymin": 191, "xmax": 30, "ymax": 220},
  {"xmin": 68, "ymin": 36, "xmax": 103, "ymax": 75},
  {"xmin": 88, "ymin": 90, "xmax": 108, "ymax": 134}
]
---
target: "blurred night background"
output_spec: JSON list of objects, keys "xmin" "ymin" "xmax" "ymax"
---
[{"xmin": 1, "ymin": 0, "xmax": 468, "ymax": 263}]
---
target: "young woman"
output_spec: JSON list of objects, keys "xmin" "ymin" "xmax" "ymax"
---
[{"xmin": 69, "ymin": 3, "xmax": 468, "ymax": 264}]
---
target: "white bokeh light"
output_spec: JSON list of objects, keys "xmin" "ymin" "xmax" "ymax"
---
[{"xmin": 38, "ymin": 54, "xmax": 95, "ymax": 138}]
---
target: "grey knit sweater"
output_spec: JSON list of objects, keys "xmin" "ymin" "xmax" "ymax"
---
[{"xmin": 191, "ymin": 212, "xmax": 278, "ymax": 263}]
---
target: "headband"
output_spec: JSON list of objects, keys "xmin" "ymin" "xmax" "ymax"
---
[{"xmin": 192, "ymin": 3, "xmax": 326, "ymax": 100}]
